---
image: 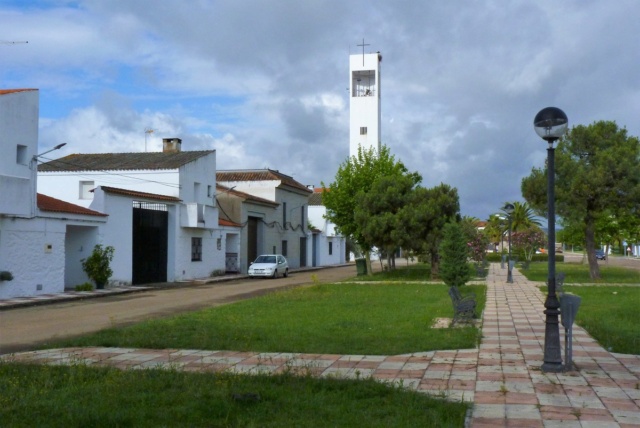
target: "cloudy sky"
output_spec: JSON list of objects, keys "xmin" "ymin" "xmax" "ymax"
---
[{"xmin": 2, "ymin": 0, "xmax": 639, "ymax": 219}]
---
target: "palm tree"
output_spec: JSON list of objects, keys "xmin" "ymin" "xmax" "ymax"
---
[{"xmin": 502, "ymin": 201, "xmax": 542, "ymax": 232}]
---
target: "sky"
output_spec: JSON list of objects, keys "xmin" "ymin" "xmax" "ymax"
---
[{"xmin": 2, "ymin": 0, "xmax": 639, "ymax": 220}]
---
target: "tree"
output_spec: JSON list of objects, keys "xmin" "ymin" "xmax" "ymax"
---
[
  {"xmin": 484, "ymin": 214, "xmax": 507, "ymax": 252},
  {"xmin": 439, "ymin": 222, "xmax": 473, "ymax": 287},
  {"xmin": 322, "ymin": 145, "xmax": 420, "ymax": 273},
  {"xmin": 508, "ymin": 201, "xmax": 542, "ymax": 232},
  {"xmin": 397, "ymin": 183, "xmax": 460, "ymax": 278},
  {"xmin": 522, "ymin": 121, "xmax": 640, "ymax": 279},
  {"xmin": 354, "ymin": 174, "xmax": 417, "ymax": 269},
  {"xmin": 510, "ymin": 228, "xmax": 546, "ymax": 264}
]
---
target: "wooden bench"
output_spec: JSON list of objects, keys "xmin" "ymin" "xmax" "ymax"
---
[{"xmin": 448, "ymin": 287, "xmax": 477, "ymax": 325}]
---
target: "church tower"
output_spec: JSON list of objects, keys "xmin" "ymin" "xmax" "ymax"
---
[{"xmin": 349, "ymin": 44, "xmax": 382, "ymax": 158}]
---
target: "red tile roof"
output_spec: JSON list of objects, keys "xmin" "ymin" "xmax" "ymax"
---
[
  {"xmin": 216, "ymin": 184, "xmax": 279, "ymax": 207},
  {"xmin": 0, "ymin": 88, "xmax": 37, "ymax": 95},
  {"xmin": 99, "ymin": 186, "xmax": 181, "ymax": 202},
  {"xmin": 37, "ymin": 194, "xmax": 107, "ymax": 217},
  {"xmin": 217, "ymin": 169, "xmax": 312, "ymax": 194},
  {"xmin": 219, "ymin": 218, "xmax": 241, "ymax": 228}
]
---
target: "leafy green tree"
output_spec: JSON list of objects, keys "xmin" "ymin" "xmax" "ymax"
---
[
  {"xmin": 322, "ymin": 145, "xmax": 420, "ymax": 273},
  {"xmin": 439, "ymin": 222, "xmax": 473, "ymax": 287},
  {"xmin": 354, "ymin": 174, "xmax": 417, "ymax": 269},
  {"xmin": 397, "ymin": 184, "xmax": 460, "ymax": 278},
  {"xmin": 522, "ymin": 120, "xmax": 640, "ymax": 278}
]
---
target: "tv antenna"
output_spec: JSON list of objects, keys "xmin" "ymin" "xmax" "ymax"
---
[{"xmin": 1, "ymin": 40, "xmax": 28, "ymax": 45}]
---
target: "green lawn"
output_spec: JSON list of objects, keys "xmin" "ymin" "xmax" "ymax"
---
[
  {"xmin": 539, "ymin": 285, "xmax": 639, "ymax": 355},
  {"xmin": 49, "ymin": 283, "xmax": 486, "ymax": 355},
  {"xmin": 8, "ymin": 279, "xmax": 481, "ymax": 427},
  {"xmin": 0, "ymin": 362, "xmax": 469, "ymax": 427},
  {"xmin": 520, "ymin": 261, "xmax": 640, "ymax": 283}
]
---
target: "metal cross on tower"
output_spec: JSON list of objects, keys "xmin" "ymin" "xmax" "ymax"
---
[{"xmin": 357, "ymin": 38, "xmax": 370, "ymax": 66}]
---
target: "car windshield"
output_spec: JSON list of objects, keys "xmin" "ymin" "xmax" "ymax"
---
[{"xmin": 255, "ymin": 255, "xmax": 276, "ymax": 264}]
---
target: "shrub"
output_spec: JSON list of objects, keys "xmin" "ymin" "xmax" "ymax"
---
[
  {"xmin": 81, "ymin": 244, "xmax": 115, "ymax": 289},
  {"xmin": 75, "ymin": 282, "xmax": 94, "ymax": 291},
  {"xmin": 0, "ymin": 271, "xmax": 14, "ymax": 281},
  {"xmin": 439, "ymin": 222, "xmax": 473, "ymax": 287}
]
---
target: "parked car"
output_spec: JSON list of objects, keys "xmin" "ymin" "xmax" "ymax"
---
[
  {"xmin": 248, "ymin": 254, "xmax": 289, "ymax": 278},
  {"xmin": 595, "ymin": 249, "xmax": 607, "ymax": 260}
]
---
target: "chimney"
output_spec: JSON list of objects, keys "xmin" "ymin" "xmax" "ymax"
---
[{"xmin": 163, "ymin": 138, "xmax": 182, "ymax": 153}]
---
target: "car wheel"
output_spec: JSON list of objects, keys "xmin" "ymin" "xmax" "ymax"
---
[
  {"xmin": 272, "ymin": 270, "xmax": 278, "ymax": 279},
  {"xmin": 283, "ymin": 269, "xmax": 288, "ymax": 278}
]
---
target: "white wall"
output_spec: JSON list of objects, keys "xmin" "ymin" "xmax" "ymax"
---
[
  {"xmin": 38, "ymin": 170, "xmax": 181, "ymax": 208},
  {"xmin": 0, "ymin": 216, "xmax": 65, "ymax": 299},
  {"xmin": 0, "ymin": 89, "xmax": 39, "ymax": 217}
]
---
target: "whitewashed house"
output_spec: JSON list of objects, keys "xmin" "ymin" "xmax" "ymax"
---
[
  {"xmin": 217, "ymin": 169, "xmax": 313, "ymax": 271},
  {"xmin": 38, "ymin": 139, "xmax": 239, "ymax": 284},
  {"xmin": 0, "ymin": 89, "xmax": 107, "ymax": 299},
  {"xmin": 308, "ymin": 188, "xmax": 347, "ymax": 266}
]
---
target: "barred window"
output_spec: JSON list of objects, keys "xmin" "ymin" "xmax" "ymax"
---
[{"xmin": 191, "ymin": 237, "xmax": 202, "ymax": 261}]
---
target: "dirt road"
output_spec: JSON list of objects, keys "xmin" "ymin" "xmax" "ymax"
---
[{"xmin": 0, "ymin": 264, "xmax": 364, "ymax": 355}]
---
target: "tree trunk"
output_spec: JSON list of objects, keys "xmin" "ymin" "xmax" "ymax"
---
[
  {"xmin": 365, "ymin": 251, "xmax": 373, "ymax": 276},
  {"xmin": 584, "ymin": 215, "xmax": 601, "ymax": 279},
  {"xmin": 430, "ymin": 252, "xmax": 439, "ymax": 280}
]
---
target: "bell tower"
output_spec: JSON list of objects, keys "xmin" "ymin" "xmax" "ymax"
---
[{"xmin": 349, "ymin": 40, "xmax": 382, "ymax": 158}]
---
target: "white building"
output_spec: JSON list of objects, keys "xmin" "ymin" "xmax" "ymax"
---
[
  {"xmin": 308, "ymin": 188, "xmax": 347, "ymax": 266},
  {"xmin": 38, "ymin": 139, "xmax": 238, "ymax": 284},
  {"xmin": 1, "ymin": 89, "xmax": 107, "ymax": 299},
  {"xmin": 349, "ymin": 50, "xmax": 382, "ymax": 158},
  {"xmin": 217, "ymin": 169, "xmax": 313, "ymax": 271}
]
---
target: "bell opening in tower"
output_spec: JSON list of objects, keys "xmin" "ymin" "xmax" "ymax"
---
[{"xmin": 352, "ymin": 70, "xmax": 376, "ymax": 97}]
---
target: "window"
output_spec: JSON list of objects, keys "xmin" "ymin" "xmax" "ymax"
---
[
  {"xmin": 282, "ymin": 202, "xmax": 287, "ymax": 227},
  {"xmin": 301, "ymin": 206, "xmax": 305, "ymax": 231},
  {"xmin": 207, "ymin": 185, "xmax": 212, "ymax": 198},
  {"xmin": 16, "ymin": 145, "xmax": 28, "ymax": 165},
  {"xmin": 282, "ymin": 240, "xmax": 288, "ymax": 257},
  {"xmin": 329, "ymin": 242, "xmax": 333, "ymax": 255},
  {"xmin": 79, "ymin": 181, "xmax": 95, "ymax": 199},
  {"xmin": 191, "ymin": 237, "xmax": 202, "ymax": 261},
  {"xmin": 360, "ymin": 127, "xmax": 367, "ymax": 135}
]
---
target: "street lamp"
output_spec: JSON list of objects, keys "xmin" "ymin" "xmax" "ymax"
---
[
  {"xmin": 534, "ymin": 106, "xmax": 568, "ymax": 373},
  {"xmin": 503, "ymin": 203, "xmax": 515, "ymax": 283}
]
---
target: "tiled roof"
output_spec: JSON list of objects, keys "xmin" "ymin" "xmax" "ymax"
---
[
  {"xmin": 216, "ymin": 184, "xmax": 278, "ymax": 207},
  {"xmin": 219, "ymin": 218, "xmax": 241, "ymax": 228},
  {"xmin": 37, "ymin": 194, "xmax": 107, "ymax": 217},
  {"xmin": 100, "ymin": 186, "xmax": 182, "ymax": 202},
  {"xmin": 217, "ymin": 169, "xmax": 312, "ymax": 194},
  {"xmin": 38, "ymin": 151, "xmax": 214, "ymax": 172},
  {"xmin": 308, "ymin": 192, "xmax": 323, "ymax": 206},
  {"xmin": 0, "ymin": 88, "xmax": 37, "ymax": 95}
]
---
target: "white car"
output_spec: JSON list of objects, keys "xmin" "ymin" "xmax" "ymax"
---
[{"xmin": 248, "ymin": 254, "xmax": 289, "ymax": 278}]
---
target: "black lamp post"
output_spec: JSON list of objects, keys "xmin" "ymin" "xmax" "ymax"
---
[
  {"xmin": 503, "ymin": 203, "xmax": 515, "ymax": 283},
  {"xmin": 534, "ymin": 107, "xmax": 568, "ymax": 373}
]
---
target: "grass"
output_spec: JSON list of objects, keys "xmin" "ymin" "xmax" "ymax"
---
[
  {"xmin": 8, "ymin": 277, "xmax": 479, "ymax": 426},
  {"xmin": 350, "ymin": 262, "xmax": 432, "ymax": 281},
  {"xmin": 520, "ymin": 261, "xmax": 640, "ymax": 284},
  {"xmin": 49, "ymin": 283, "xmax": 486, "ymax": 355},
  {"xmin": 539, "ymin": 285, "xmax": 639, "ymax": 355},
  {"xmin": 0, "ymin": 362, "xmax": 469, "ymax": 427}
]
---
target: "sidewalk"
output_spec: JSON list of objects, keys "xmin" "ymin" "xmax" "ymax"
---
[{"xmin": 2, "ymin": 264, "xmax": 639, "ymax": 427}]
